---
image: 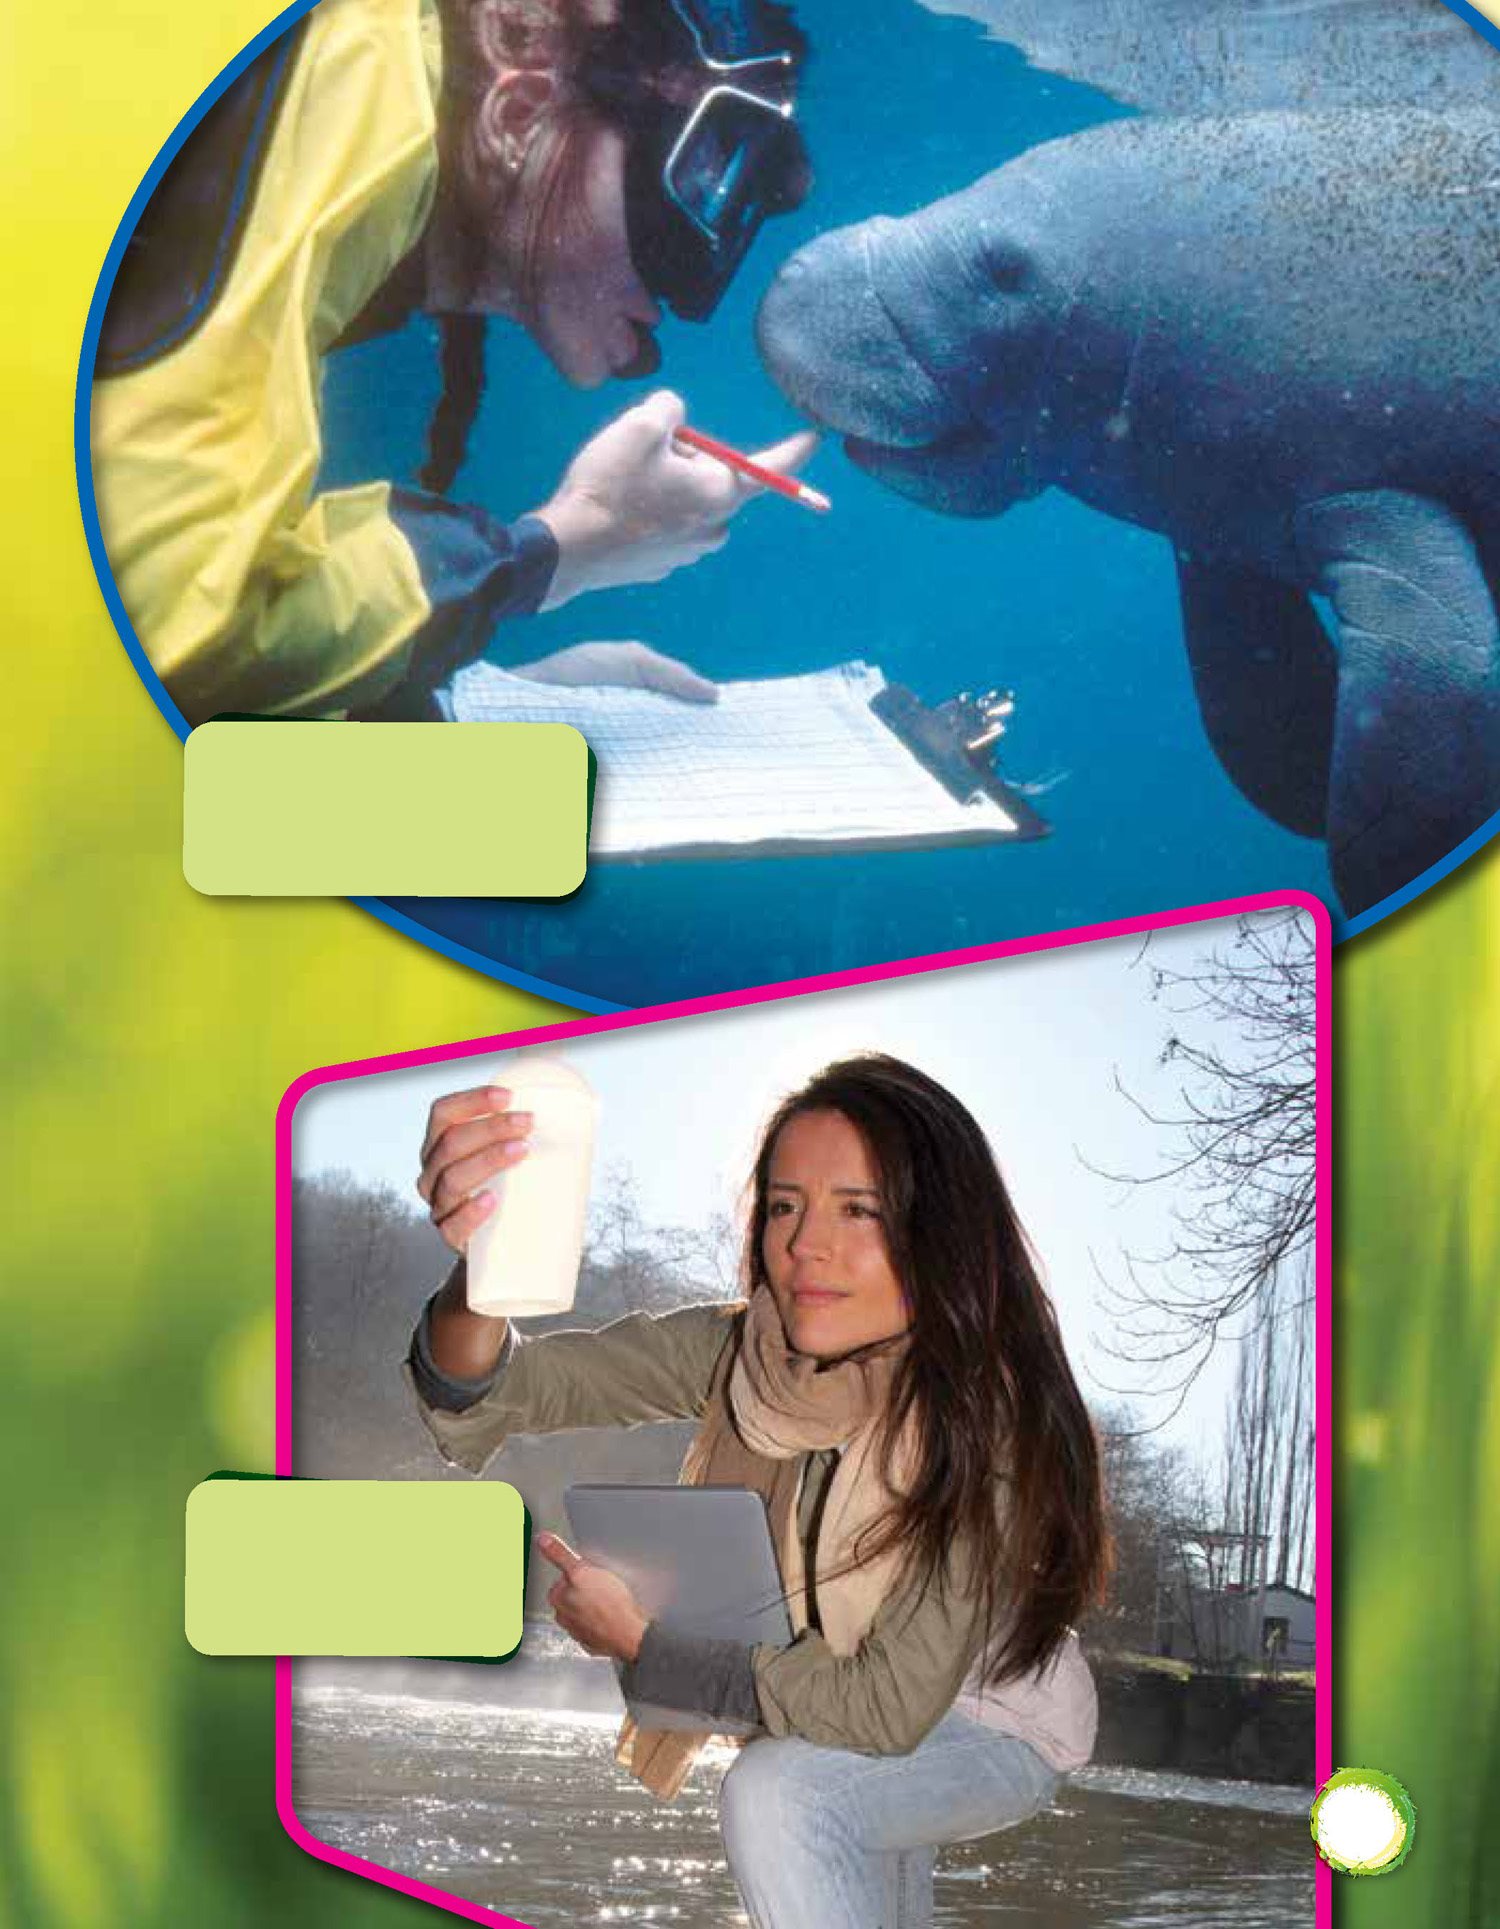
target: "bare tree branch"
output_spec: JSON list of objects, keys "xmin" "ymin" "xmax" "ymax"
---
[{"xmin": 1089, "ymin": 908, "xmax": 1318, "ymax": 1400}]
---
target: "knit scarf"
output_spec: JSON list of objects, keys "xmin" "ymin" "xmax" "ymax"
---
[{"xmin": 615, "ymin": 1287, "xmax": 915, "ymax": 1800}]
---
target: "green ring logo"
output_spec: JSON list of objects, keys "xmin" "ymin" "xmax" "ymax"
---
[{"xmin": 1310, "ymin": 1769, "xmax": 1415, "ymax": 1875}]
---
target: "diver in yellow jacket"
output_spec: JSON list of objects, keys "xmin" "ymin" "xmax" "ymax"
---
[{"xmin": 90, "ymin": 0, "xmax": 814, "ymax": 725}]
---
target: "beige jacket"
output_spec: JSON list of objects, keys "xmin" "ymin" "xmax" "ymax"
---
[{"xmin": 407, "ymin": 1300, "xmax": 1097, "ymax": 1769}]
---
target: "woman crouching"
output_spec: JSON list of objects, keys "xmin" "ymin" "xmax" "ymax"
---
[{"xmin": 409, "ymin": 1053, "xmax": 1109, "ymax": 1927}]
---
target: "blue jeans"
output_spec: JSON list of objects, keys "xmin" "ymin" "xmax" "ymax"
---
[{"xmin": 717, "ymin": 1710, "xmax": 1059, "ymax": 1928}]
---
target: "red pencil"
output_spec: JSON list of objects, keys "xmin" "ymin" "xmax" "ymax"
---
[{"xmin": 674, "ymin": 423, "xmax": 831, "ymax": 514}]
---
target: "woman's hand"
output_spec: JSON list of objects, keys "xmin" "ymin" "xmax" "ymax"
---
[
  {"xmin": 510, "ymin": 639, "xmax": 718, "ymax": 703},
  {"xmin": 418, "ymin": 1086, "xmax": 533, "ymax": 1378},
  {"xmin": 537, "ymin": 1531, "xmax": 650, "ymax": 1663},
  {"xmin": 417, "ymin": 1085, "xmax": 534, "ymax": 1255},
  {"xmin": 535, "ymin": 390, "xmax": 818, "ymax": 609}
]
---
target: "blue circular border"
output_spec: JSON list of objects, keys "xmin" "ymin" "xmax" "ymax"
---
[{"xmin": 72, "ymin": 0, "xmax": 1500, "ymax": 985}]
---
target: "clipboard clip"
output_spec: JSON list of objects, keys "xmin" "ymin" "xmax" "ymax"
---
[
  {"xmin": 945, "ymin": 688, "xmax": 1018, "ymax": 757},
  {"xmin": 869, "ymin": 682, "xmax": 1050, "ymax": 840}
]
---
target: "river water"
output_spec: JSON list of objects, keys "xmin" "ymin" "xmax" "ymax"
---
[{"xmin": 291, "ymin": 1652, "xmax": 1314, "ymax": 1927}]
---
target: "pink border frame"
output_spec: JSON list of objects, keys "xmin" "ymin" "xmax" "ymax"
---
[{"xmin": 273, "ymin": 887, "xmax": 1334, "ymax": 1928}]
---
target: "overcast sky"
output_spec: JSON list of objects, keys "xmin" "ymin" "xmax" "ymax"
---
[{"xmin": 294, "ymin": 911, "xmax": 1318, "ymax": 1465}]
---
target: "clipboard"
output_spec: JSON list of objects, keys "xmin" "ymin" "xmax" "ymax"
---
[
  {"xmin": 565, "ymin": 1483, "xmax": 793, "ymax": 1733},
  {"xmin": 443, "ymin": 658, "xmax": 1053, "ymax": 860}
]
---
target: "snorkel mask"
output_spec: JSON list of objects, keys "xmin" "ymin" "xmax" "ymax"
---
[{"xmin": 578, "ymin": 0, "xmax": 810, "ymax": 321}]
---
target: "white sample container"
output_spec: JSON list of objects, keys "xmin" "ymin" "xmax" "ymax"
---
[{"xmin": 465, "ymin": 1055, "xmax": 600, "ymax": 1317}]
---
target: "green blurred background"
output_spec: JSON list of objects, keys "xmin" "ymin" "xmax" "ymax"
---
[{"xmin": 4, "ymin": 0, "xmax": 1498, "ymax": 1922}]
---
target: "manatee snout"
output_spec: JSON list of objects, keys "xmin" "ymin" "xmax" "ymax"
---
[
  {"xmin": 756, "ymin": 221, "xmax": 955, "ymax": 448},
  {"xmin": 757, "ymin": 213, "xmax": 1038, "ymax": 518}
]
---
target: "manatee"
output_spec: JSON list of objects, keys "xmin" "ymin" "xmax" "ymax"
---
[{"xmin": 756, "ymin": 107, "xmax": 1500, "ymax": 915}]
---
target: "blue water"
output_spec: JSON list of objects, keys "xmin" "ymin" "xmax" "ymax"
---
[{"xmin": 322, "ymin": 1, "xmax": 1333, "ymax": 1010}]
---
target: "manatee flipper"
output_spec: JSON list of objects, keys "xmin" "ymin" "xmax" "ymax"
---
[
  {"xmin": 1296, "ymin": 490, "xmax": 1500, "ymax": 916},
  {"xmin": 1177, "ymin": 558, "xmax": 1338, "ymax": 838}
]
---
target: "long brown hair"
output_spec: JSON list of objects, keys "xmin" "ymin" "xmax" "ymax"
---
[{"xmin": 743, "ymin": 1054, "xmax": 1110, "ymax": 1683}]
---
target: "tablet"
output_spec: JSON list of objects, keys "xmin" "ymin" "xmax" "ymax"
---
[{"xmin": 563, "ymin": 1484, "xmax": 793, "ymax": 1733}]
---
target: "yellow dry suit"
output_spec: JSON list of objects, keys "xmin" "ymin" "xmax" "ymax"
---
[{"xmin": 90, "ymin": 0, "xmax": 556, "ymax": 726}]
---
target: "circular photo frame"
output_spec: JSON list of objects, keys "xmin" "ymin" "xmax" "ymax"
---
[{"xmin": 78, "ymin": 0, "xmax": 1500, "ymax": 1010}]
